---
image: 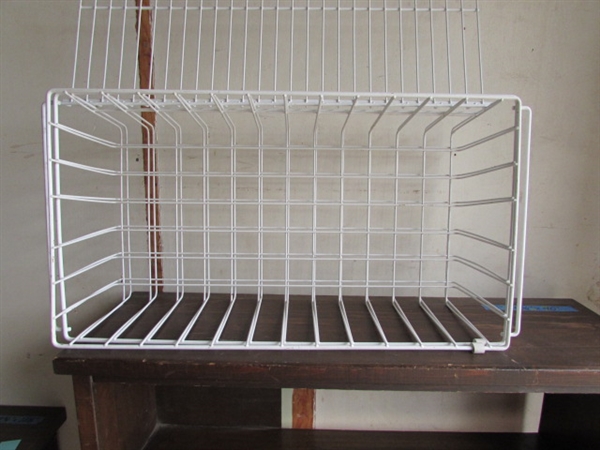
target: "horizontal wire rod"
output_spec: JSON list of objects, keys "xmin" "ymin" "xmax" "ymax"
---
[{"xmin": 80, "ymin": 5, "xmax": 481, "ymax": 13}]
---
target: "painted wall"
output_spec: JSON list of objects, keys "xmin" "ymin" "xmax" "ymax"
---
[{"xmin": 0, "ymin": 2, "xmax": 598, "ymax": 449}]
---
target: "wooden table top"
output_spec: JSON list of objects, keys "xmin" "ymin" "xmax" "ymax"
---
[{"xmin": 53, "ymin": 298, "xmax": 600, "ymax": 393}]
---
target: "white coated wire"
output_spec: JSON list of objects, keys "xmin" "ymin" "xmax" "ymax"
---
[
  {"xmin": 73, "ymin": 0, "xmax": 485, "ymax": 95},
  {"xmin": 44, "ymin": 0, "xmax": 531, "ymax": 352},
  {"xmin": 45, "ymin": 88, "xmax": 530, "ymax": 352}
]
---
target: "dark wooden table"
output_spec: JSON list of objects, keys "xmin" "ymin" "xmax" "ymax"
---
[{"xmin": 53, "ymin": 298, "xmax": 600, "ymax": 450}]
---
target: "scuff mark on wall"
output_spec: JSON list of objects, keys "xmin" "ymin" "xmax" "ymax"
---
[{"xmin": 586, "ymin": 281, "xmax": 600, "ymax": 309}]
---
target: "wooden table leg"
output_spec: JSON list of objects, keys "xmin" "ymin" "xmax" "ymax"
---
[{"xmin": 71, "ymin": 376, "xmax": 156, "ymax": 450}]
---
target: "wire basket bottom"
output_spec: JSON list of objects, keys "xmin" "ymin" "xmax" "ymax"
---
[{"xmin": 56, "ymin": 291, "xmax": 508, "ymax": 352}]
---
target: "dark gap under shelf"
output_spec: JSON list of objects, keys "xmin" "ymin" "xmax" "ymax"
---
[{"xmin": 143, "ymin": 426, "xmax": 544, "ymax": 450}]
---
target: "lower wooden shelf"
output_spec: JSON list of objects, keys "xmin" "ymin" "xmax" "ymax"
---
[
  {"xmin": 147, "ymin": 427, "xmax": 539, "ymax": 450},
  {"xmin": 144, "ymin": 426, "xmax": 588, "ymax": 450}
]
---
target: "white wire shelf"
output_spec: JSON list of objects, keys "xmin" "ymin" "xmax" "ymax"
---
[
  {"xmin": 73, "ymin": 0, "xmax": 485, "ymax": 94},
  {"xmin": 44, "ymin": 0, "xmax": 531, "ymax": 352}
]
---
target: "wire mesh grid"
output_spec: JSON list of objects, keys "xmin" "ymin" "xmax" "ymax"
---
[
  {"xmin": 44, "ymin": 0, "xmax": 531, "ymax": 352},
  {"xmin": 73, "ymin": 0, "xmax": 484, "ymax": 94}
]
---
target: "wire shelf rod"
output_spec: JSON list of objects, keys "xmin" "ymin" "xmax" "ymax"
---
[
  {"xmin": 49, "ymin": 158, "xmax": 513, "ymax": 180},
  {"xmin": 451, "ymin": 283, "xmax": 506, "ymax": 318},
  {"xmin": 338, "ymin": 297, "xmax": 355, "ymax": 345},
  {"xmin": 51, "ymin": 226, "xmax": 121, "ymax": 249},
  {"xmin": 419, "ymin": 299, "xmax": 457, "ymax": 346},
  {"xmin": 54, "ymin": 279, "xmax": 123, "ymax": 321},
  {"xmin": 175, "ymin": 295, "xmax": 212, "ymax": 345},
  {"xmin": 65, "ymin": 289, "xmax": 134, "ymax": 345},
  {"xmin": 392, "ymin": 298, "xmax": 423, "ymax": 345},
  {"xmin": 245, "ymin": 295, "xmax": 264, "ymax": 345},
  {"xmin": 79, "ymin": 4, "xmax": 482, "ymax": 14},
  {"xmin": 366, "ymin": 297, "xmax": 389, "ymax": 346},
  {"xmin": 116, "ymin": 279, "xmax": 455, "ymax": 288},
  {"xmin": 211, "ymin": 292, "xmax": 239, "ymax": 346},
  {"xmin": 103, "ymin": 297, "xmax": 159, "ymax": 346},
  {"xmin": 52, "ymin": 194, "xmax": 517, "ymax": 209},
  {"xmin": 445, "ymin": 299, "xmax": 488, "ymax": 342},
  {"xmin": 53, "ymin": 90, "xmax": 515, "ymax": 109},
  {"xmin": 140, "ymin": 296, "xmax": 187, "ymax": 345},
  {"xmin": 71, "ymin": 188, "xmax": 514, "ymax": 208},
  {"xmin": 56, "ymin": 253, "xmax": 121, "ymax": 285}
]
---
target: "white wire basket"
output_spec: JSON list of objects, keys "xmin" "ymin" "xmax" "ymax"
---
[{"xmin": 44, "ymin": 0, "xmax": 531, "ymax": 352}]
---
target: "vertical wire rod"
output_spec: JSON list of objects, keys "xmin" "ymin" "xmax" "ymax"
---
[
  {"xmin": 429, "ymin": 0, "xmax": 436, "ymax": 93},
  {"xmin": 194, "ymin": 0, "xmax": 203, "ymax": 91},
  {"xmin": 444, "ymin": 123, "xmax": 454, "ymax": 302},
  {"xmin": 101, "ymin": 0, "xmax": 113, "ymax": 89},
  {"xmin": 398, "ymin": 0, "xmax": 404, "ymax": 94},
  {"xmin": 475, "ymin": 0, "xmax": 484, "ymax": 94},
  {"xmin": 368, "ymin": 0, "xmax": 372, "ymax": 93},
  {"xmin": 274, "ymin": 0, "xmax": 280, "ymax": 91},
  {"xmin": 210, "ymin": 0, "xmax": 218, "ymax": 90},
  {"xmin": 86, "ymin": 0, "xmax": 99, "ymax": 89},
  {"xmin": 305, "ymin": 0, "xmax": 310, "ymax": 92},
  {"xmin": 258, "ymin": 0, "xmax": 265, "ymax": 91},
  {"xmin": 289, "ymin": 0, "xmax": 295, "ymax": 90},
  {"xmin": 246, "ymin": 94, "xmax": 265, "ymax": 345},
  {"xmin": 383, "ymin": 0, "xmax": 389, "ymax": 92},
  {"xmin": 337, "ymin": 0, "xmax": 341, "ymax": 92},
  {"xmin": 460, "ymin": 0, "xmax": 468, "ymax": 93},
  {"xmin": 281, "ymin": 95, "xmax": 291, "ymax": 346},
  {"xmin": 311, "ymin": 97, "xmax": 324, "ymax": 345},
  {"xmin": 445, "ymin": 0, "xmax": 452, "ymax": 93},
  {"xmin": 226, "ymin": 0, "xmax": 234, "ymax": 92},
  {"xmin": 321, "ymin": 0, "xmax": 326, "ymax": 91},
  {"xmin": 242, "ymin": 1, "xmax": 249, "ymax": 90},
  {"xmin": 50, "ymin": 96, "xmax": 69, "ymax": 338},
  {"xmin": 72, "ymin": 1, "xmax": 84, "ymax": 88},
  {"xmin": 163, "ymin": 0, "xmax": 174, "ymax": 90},
  {"xmin": 414, "ymin": 0, "xmax": 420, "ymax": 92},
  {"xmin": 512, "ymin": 106, "xmax": 532, "ymax": 337},
  {"xmin": 150, "ymin": 1, "xmax": 158, "ymax": 93},
  {"xmin": 117, "ymin": 1, "xmax": 128, "ymax": 89},
  {"xmin": 179, "ymin": 0, "xmax": 189, "ymax": 90},
  {"xmin": 352, "ymin": 0, "xmax": 356, "ymax": 92},
  {"xmin": 506, "ymin": 103, "xmax": 524, "ymax": 339}
]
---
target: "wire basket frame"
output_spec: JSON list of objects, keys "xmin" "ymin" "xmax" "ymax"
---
[
  {"xmin": 44, "ymin": 0, "xmax": 531, "ymax": 352},
  {"xmin": 73, "ymin": 0, "xmax": 484, "ymax": 94}
]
